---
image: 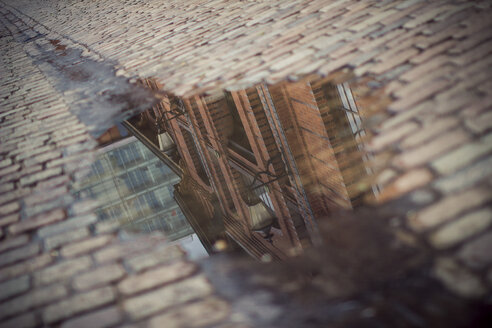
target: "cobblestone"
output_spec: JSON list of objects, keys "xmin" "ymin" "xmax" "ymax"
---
[
  {"xmin": 73, "ymin": 264, "xmax": 125, "ymax": 291},
  {"xmin": 0, "ymin": 242, "xmax": 40, "ymax": 268},
  {"xmin": 19, "ymin": 167, "xmax": 62, "ymax": 187},
  {"xmin": 0, "ymin": 188, "xmax": 30, "ymax": 207},
  {"xmin": 409, "ymin": 188, "xmax": 492, "ymax": 231},
  {"xmin": 0, "ymin": 284, "xmax": 67, "ymax": 320},
  {"xmin": 43, "ymin": 286, "xmax": 115, "ymax": 324},
  {"xmin": 433, "ymin": 257, "xmax": 485, "ymax": 299},
  {"xmin": 432, "ymin": 133, "xmax": 492, "ymax": 175},
  {"xmin": 0, "ymin": 164, "xmax": 42, "ymax": 184},
  {"xmin": 434, "ymin": 156, "xmax": 492, "ymax": 193},
  {"xmin": 94, "ymin": 219, "xmax": 124, "ymax": 234},
  {"xmin": 378, "ymin": 168, "xmax": 432, "ymax": 202},
  {"xmin": 123, "ymin": 245, "xmax": 185, "ymax": 273},
  {"xmin": 0, "ymin": 214, "xmax": 19, "ymax": 228},
  {"xmin": 0, "ymin": 275, "xmax": 30, "ymax": 302},
  {"xmin": 24, "ymin": 185, "xmax": 68, "ymax": 207},
  {"xmin": 123, "ymin": 275, "xmax": 213, "ymax": 320},
  {"xmin": 37, "ymin": 213, "xmax": 96, "ymax": 238},
  {"xmin": 0, "ymin": 164, "xmax": 20, "ymax": 179},
  {"xmin": 429, "ymin": 208, "xmax": 492, "ymax": 249},
  {"xmin": 34, "ymin": 174, "xmax": 70, "ymax": 190},
  {"xmin": 0, "ymin": 182, "xmax": 14, "ymax": 195},
  {"xmin": 23, "ymin": 194, "xmax": 74, "ymax": 223},
  {"xmin": 23, "ymin": 150, "xmax": 62, "ymax": 168},
  {"xmin": 60, "ymin": 306, "xmax": 123, "ymax": 328},
  {"xmin": 0, "ymin": 158, "xmax": 12, "ymax": 169},
  {"xmin": 0, "ymin": 0, "xmax": 491, "ymax": 325},
  {"xmin": 0, "ymin": 312, "xmax": 37, "ymax": 328},
  {"xmin": 465, "ymin": 109, "xmax": 492, "ymax": 134},
  {"xmin": 94, "ymin": 235, "xmax": 166, "ymax": 264},
  {"xmin": 118, "ymin": 261, "xmax": 196, "ymax": 295},
  {"xmin": 34, "ymin": 256, "xmax": 92, "ymax": 286},
  {"xmin": 394, "ymin": 129, "xmax": 469, "ymax": 169},
  {"xmin": 0, "ymin": 202, "xmax": 20, "ymax": 216},
  {"xmin": 368, "ymin": 121, "xmax": 418, "ymax": 152},
  {"xmin": 148, "ymin": 297, "xmax": 230, "ymax": 328},
  {"xmin": 0, "ymin": 234, "xmax": 29, "ymax": 253},
  {"xmin": 61, "ymin": 234, "xmax": 113, "ymax": 258},
  {"xmin": 44, "ymin": 227, "xmax": 90, "ymax": 250},
  {"xmin": 70, "ymin": 199, "xmax": 99, "ymax": 216},
  {"xmin": 0, "ymin": 254, "xmax": 53, "ymax": 283},
  {"xmin": 400, "ymin": 117, "xmax": 459, "ymax": 149},
  {"xmin": 8, "ymin": 208, "xmax": 65, "ymax": 235},
  {"xmin": 11, "ymin": 143, "xmax": 54, "ymax": 163}
]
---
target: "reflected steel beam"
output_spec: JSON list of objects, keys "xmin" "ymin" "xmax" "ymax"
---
[
  {"xmin": 257, "ymin": 83, "xmax": 322, "ymax": 246},
  {"xmin": 122, "ymin": 120, "xmax": 183, "ymax": 177}
]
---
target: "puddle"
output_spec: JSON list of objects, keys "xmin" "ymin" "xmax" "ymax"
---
[
  {"xmin": 13, "ymin": 25, "xmax": 388, "ymax": 261},
  {"xmin": 72, "ymin": 75, "xmax": 385, "ymax": 261}
]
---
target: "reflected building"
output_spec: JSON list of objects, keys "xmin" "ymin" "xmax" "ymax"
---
[
  {"xmin": 124, "ymin": 77, "xmax": 378, "ymax": 260},
  {"xmin": 71, "ymin": 124, "xmax": 209, "ymax": 257}
]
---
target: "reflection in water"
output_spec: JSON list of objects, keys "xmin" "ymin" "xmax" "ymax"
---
[
  {"xmin": 71, "ymin": 124, "xmax": 209, "ymax": 259},
  {"xmin": 73, "ymin": 77, "xmax": 378, "ymax": 261},
  {"xmin": 117, "ymin": 77, "xmax": 379, "ymax": 260}
]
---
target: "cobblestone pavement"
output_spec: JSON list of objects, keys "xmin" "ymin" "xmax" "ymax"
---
[
  {"xmin": 1, "ymin": 0, "xmax": 492, "ymax": 327},
  {"xmin": 0, "ymin": 3, "xmax": 233, "ymax": 327}
]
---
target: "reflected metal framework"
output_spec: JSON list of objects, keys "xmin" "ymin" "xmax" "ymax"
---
[{"xmin": 125, "ymin": 77, "xmax": 377, "ymax": 260}]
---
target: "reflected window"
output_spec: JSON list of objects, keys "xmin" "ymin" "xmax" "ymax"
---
[
  {"xmin": 92, "ymin": 160, "xmax": 105, "ymax": 177},
  {"xmin": 335, "ymin": 83, "xmax": 379, "ymax": 197},
  {"xmin": 317, "ymin": 82, "xmax": 379, "ymax": 205},
  {"xmin": 124, "ymin": 168, "xmax": 151, "ymax": 192},
  {"xmin": 336, "ymin": 83, "xmax": 365, "ymax": 143},
  {"xmin": 112, "ymin": 143, "xmax": 143, "ymax": 168}
]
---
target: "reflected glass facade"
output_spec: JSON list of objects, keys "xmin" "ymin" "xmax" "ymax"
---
[{"xmin": 73, "ymin": 137, "xmax": 193, "ymax": 241}]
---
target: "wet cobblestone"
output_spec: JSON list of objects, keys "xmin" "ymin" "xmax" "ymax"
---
[{"xmin": 0, "ymin": 0, "xmax": 491, "ymax": 327}]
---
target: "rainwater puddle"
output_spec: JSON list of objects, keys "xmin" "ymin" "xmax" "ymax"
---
[{"xmin": 71, "ymin": 76, "xmax": 386, "ymax": 261}]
